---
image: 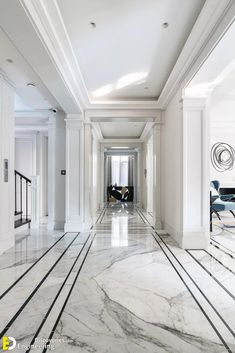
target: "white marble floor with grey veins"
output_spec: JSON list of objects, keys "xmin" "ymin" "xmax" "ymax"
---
[{"xmin": 0, "ymin": 204, "xmax": 234, "ymax": 353}]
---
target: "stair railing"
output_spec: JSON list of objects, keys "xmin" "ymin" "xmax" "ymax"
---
[{"xmin": 15, "ymin": 170, "xmax": 31, "ymax": 223}]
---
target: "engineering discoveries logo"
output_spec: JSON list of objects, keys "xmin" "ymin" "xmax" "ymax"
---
[{"xmin": 1, "ymin": 336, "xmax": 16, "ymax": 351}]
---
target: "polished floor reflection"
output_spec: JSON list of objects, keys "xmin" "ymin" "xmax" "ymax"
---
[{"xmin": 0, "ymin": 204, "xmax": 234, "ymax": 353}]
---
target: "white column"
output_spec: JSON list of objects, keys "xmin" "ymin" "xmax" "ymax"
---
[
  {"xmin": 100, "ymin": 146, "xmax": 105, "ymax": 208},
  {"xmin": 152, "ymin": 123, "xmax": 162, "ymax": 229},
  {"xmin": 96, "ymin": 140, "xmax": 101, "ymax": 211},
  {"xmin": 36, "ymin": 132, "xmax": 48, "ymax": 218},
  {"xmin": 64, "ymin": 115, "xmax": 84, "ymax": 231},
  {"xmin": 84, "ymin": 123, "xmax": 92, "ymax": 227},
  {"xmin": 47, "ymin": 111, "xmax": 66, "ymax": 230},
  {"xmin": 136, "ymin": 146, "xmax": 142, "ymax": 207},
  {"xmin": 31, "ymin": 176, "xmax": 40, "ymax": 229},
  {"xmin": 0, "ymin": 76, "xmax": 14, "ymax": 254},
  {"xmin": 91, "ymin": 131, "xmax": 101, "ymax": 215},
  {"xmin": 181, "ymin": 97, "xmax": 210, "ymax": 249}
]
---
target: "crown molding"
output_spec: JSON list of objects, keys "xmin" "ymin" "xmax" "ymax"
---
[
  {"xmin": 85, "ymin": 109, "xmax": 161, "ymax": 122},
  {"xmin": 15, "ymin": 109, "xmax": 54, "ymax": 118},
  {"xmin": 100, "ymin": 139, "xmax": 142, "ymax": 144},
  {"xmin": 20, "ymin": 0, "xmax": 86, "ymax": 112},
  {"xmin": 19, "ymin": 0, "xmax": 235, "ymax": 114},
  {"xmin": 15, "ymin": 124, "xmax": 48, "ymax": 132}
]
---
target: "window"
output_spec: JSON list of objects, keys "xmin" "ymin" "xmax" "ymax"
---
[{"xmin": 111, "ymin": 156, "xmax": 128, "ymax": 185}]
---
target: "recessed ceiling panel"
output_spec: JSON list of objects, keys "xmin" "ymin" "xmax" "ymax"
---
[
  {"xmin": 57, "ymin": 0, "xmax": 205, "ymax": 101},
  {"xmin": 100, "ymin": 122, "xmax": 146, "ymax": 138}
]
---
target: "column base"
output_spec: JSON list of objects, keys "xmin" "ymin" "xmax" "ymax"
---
[
  {"xmin": 47, "ymin": 220, "xmax": 65, "ymax": 230},
  {"xmin": 64, "ymin": 221, "xmax": 93, "ymax": 232},
  {"xmin": 164, "ymin": 223, "xmax": 209, "ymax": 249},
  {"xmin": 180, "ymin": 230, "xmax": 210, "ymax": 249},
  {"xmin": 154, "ymin": 218, "xmax": 162, "ymax": 230}
]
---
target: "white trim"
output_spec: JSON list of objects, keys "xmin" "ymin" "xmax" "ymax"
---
[
  {"xmin": 19, "ymin": 0, "xmax": 235, "ymax": 112},
  {"xmin": 20, "ymin": 0, "xmax": 85, "ymax": 112},
  {"xmin": 92, "ymin": 122, "xmax": 103, "ymax": 140},
  {"xmin": 159, "ymin": 0, "xmax": 235, "ymax": 108},
  {"xmin": 15, "ymin": 125, "xmax": 48, "ymax": 132}
]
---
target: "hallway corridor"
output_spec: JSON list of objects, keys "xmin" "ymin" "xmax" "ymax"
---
[{"xmin": 0, "ymin": 204, "xmax": 234, "ymax": 353}]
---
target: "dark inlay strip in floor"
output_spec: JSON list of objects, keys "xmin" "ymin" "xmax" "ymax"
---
[
  {"xmin": 99, "ymin": 209, "xmax": 106, "ymax": 224},
  {"xmin": 0, "ymin": 232, "xmax": 70, "ymax": 301},
  {"xmin": 210, "ymin": 241, "xmax": 235, "ymax": 260},
  {"xmin": 151, "ymin": 233, "xmax": 232, "ymax": 353},
  {"xmin": 135, "ymin": 208, "xmax": 147, "ymax": 224},
  {"xmin": 186, "ymin": 250, "xmax": 235, "ymax": 300},
  {"xmin": 0, "ymin": 232, "xmax": 80, "ymax": 339},
  {"xmin": 189, "ymin": 249, "xmax": 235, "ymax": 275},
  {"xmin": 25, "ymin": 232, "xmax": 94, "ymax": 353},
  {"xmin": 95, "ymin": 208, "xmax": 105, "ymax": 224},
  {"xmin": 213, "ymin": 224, "xmax": 235, "ymax": 239},
  {"xmin": 211, "ymin": 238, "xmax": 235, "ymax": 256},
  {"xmin": 137, "ymin": 208, "xmax": 155, "ymax": 229},
  {"xmin": 42, "ymin": 233, "xmax": 96, "ymax": 353}
]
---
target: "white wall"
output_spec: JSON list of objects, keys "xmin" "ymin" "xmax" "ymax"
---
[
  {"xmin": 161, "ymin": 89, "xmax": 183, "ymax": 239},
  {"xmin": 142, "ymin": 134, "xmax": 153, "ymax": 212},
  {"xmin": 48, "ymin": 113, "xmax": 65, "ymax": 230},
  {"xmin": 210, "ymin": 94, "xmax": 235, "ymax": 187},
  {"xmin": 15, "ymin": 134, "xmax": 36, "ymax": 177},
  {"xmin": 92, "ymin": 132, "xmax": 101, "ymax": 214},
  {"xmin": 0, "ymin": 77, "xmax": 14, "ymax": 254},
  {"xmin": 15, "ymin": 132, "xmax": 48, "ymax": 217}
]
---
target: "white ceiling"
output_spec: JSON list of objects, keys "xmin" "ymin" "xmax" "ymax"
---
[
  {"xmin": 100, "ymin": 122, "xmax": 146, "ymax": 138},
  {"xmin": 0, "ymin": 0, "xmax": 83, "ymax": 114},
  {"xmin": 0, "ymin": 25, "xmax": 58, "ymax": 113},
  {"xmin": 0, "ymin": 0, "xmax": 227, "ymax": 139},
  {"xmin": 57, "ymin": 0, "xmax": 206, "ymax": 102}
]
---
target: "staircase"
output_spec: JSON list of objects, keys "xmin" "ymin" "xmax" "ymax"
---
[{"xmin": 15, "ymin": 170, "xmax": 31, "ymax": 229}]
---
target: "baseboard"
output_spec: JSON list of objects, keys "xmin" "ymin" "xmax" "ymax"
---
[
  {"xmin": 47, "ymin": 220, "xmax": 65, "ymax": 230},
  {"xmin": 0, "ymin": 232, "xmax": 14, "ymax": 255},
  {"xmin": 154, "ymin": 217, "xmax": 163, "ymax": 230}
]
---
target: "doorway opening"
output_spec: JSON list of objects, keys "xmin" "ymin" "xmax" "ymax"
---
[
  {"xmin": 185, "ymin": 19, "xmax": 235, "ymax": 253},
  {"xmin": 104, "ymin": 152, "xmax": 137, "ymax": 204}
]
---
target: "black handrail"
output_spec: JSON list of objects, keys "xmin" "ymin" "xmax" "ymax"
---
[
  {"xmin": 15, "ymin": 170, "xmax": 31, "ymax": 224},
  {"xmin": 15, "ymin": 170, "xmax": 31, "ymax": 183}
]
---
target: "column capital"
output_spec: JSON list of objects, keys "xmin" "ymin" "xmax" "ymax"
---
[
  {"xmin": 181, "ymin": 96, "xmax": 209, "ymax": 110},
  {"xmin": 65, "ymin": 116, "xmax": 84, "ymax": 129},
  {"xmin": 65, "ymin": 113, "xmax": 84, "ymax": 123}
]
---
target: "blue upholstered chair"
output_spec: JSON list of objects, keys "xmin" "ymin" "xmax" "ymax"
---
[{"xmin": 210, "ymin": 180, "xmax": 235, "ymax": 220}]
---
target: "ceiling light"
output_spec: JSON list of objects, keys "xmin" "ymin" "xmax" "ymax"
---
[
  {"xmin": 162, "ymin": 22, "xmax": 169, "ymax": 28},
  {"xmin": 111, "ymin": 147, "xmax": 129, "ymax": 149},
  {"xmin": 26, "ymin": 82, "xmax": 36, "ymax": 87},
  {"xmin": 6, "ymin": 58, "xmax": 13, "ymax": 63},
  {"xmin": 89, "ymin": 22, "xmax": 96, "ymax": 28}
]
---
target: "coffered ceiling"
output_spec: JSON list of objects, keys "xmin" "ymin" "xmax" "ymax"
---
[
  {"xmin": 56, "ymin": 0, "xmax": 205, "ymax": 103},
  {"xmin": 0, "ymin": 0, "xmax": 232, "ymax": 132}
]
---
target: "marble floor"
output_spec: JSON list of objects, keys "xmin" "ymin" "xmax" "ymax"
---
[{"xmin": 0, "ymin": 204, "xmax": 235, "ymax": 353}]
